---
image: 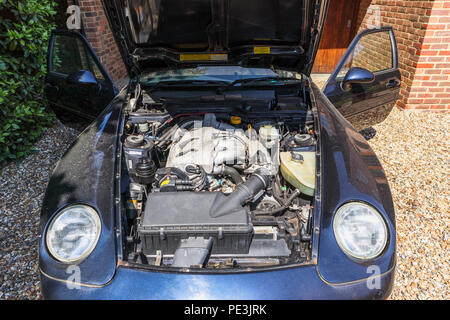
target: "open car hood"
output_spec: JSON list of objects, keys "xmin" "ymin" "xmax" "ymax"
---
[{"xmin": 103, "ymin": 0, "xmax": 328, "ymax": 76}]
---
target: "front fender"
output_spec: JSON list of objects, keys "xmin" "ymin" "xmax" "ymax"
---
[
  {"xmin": 39, "ymin": 91, "xmax": 127, "ymax": 286},
  {"xmin": 312, "ymin": 84, "xmax": 396, "ymax": 284}
]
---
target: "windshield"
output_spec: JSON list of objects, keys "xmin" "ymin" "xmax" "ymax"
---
[{"xmin": 139, "ymin": 66, "xmax": 302, "ymax": 85}]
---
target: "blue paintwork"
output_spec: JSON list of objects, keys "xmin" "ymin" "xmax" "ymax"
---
[
  {"xmin": 66, "ymin": 70, "xmax": 98, "ymax": 87},
  {"xmin": 40, "ymin": 92, "xmax": 126, "ymax": 286},
  {"xmin": 342, "ymin": 67, "xmax": 375, "ymax": 90},
  {"xmin": 40, "ymin": 264, "xmax": 395, "ymax": 300},
  {"xmin": 312, "ymin": 85, "xmax": 396, "ymax": 283}
]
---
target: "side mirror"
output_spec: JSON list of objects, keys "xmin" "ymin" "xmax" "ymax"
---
[
  {"xmin": 66, "ymin": 70, "xmax": 98, "ymax": 87},
  {"xmin": 342, "ymin": 67, "xmax": 375, "ymax": 91}
]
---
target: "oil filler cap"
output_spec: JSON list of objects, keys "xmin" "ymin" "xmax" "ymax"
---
[{"xmin": 230, "ymin": 116, "xmax": 242, "ymax": 125}]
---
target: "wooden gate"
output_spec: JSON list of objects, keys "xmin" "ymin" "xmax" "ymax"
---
[{"xmin": 312, "ymin": 0, "xmax": 361, "ymax": 74}]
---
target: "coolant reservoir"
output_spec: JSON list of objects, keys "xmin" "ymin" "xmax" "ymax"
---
[{"xmin": 280, "ymin": 151, "xmax": 316, "ymax": 196}]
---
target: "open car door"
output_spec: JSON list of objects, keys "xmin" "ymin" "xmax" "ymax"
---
[
  {"xmin": 323, "ymin": 27, "xmax": 401, "ymax": 131},
  {"xmin": 45, "ymin": 30, "xmax": 118, "ymax": 122}
]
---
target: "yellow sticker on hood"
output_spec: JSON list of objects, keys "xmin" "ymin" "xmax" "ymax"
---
[
  {"xmin": 253, "ymin": 47, "xmax": 271, "ymax": 54},
  {"xmin": 179, "ymin": 53, "xmax": 228, "ymax": 61}
]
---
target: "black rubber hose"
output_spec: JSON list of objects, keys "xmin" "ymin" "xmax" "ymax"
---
[
  {"xmin": 210, "ymin": 170, "xmax": 271, "ymax": 218},
  {"xmin": 221, "ymin": 166, "xmax": 244, "ymax": 185},
  {"xmin": 252, "ymin": 189, "xmax": 301, "ymax": 216},
  {"xmin": 271, "ymin": 175, "xmax": 285, "ymax": 205}
]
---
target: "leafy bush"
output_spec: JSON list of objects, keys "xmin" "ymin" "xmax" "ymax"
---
[{"xmin": 0, "ymin": 0, "xmax": 58, "ymax": 166}]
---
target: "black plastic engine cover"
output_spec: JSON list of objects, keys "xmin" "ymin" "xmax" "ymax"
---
[{"xmin": 138, "ymin": 192, "xmax": 253, "ymax": 255}]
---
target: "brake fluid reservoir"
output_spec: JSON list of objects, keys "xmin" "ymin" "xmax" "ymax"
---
[{"xmin": 280, "ymin": 151, "xmax": 316, "ymax": 196}]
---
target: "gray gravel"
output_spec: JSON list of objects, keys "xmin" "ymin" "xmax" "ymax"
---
[
  {"xmin": 0, "ymin": 121, "xmax": 80, "ymax": 300},
  {"xmin": 0, "ymin": 107, "xmax": 448, "ymax": 300},
  {"xmin": 366, "ymin": 108, "xmax": 449, "ymax": 300}
]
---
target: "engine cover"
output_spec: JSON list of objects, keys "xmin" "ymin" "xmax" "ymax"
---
[
  {"xmin": 166, "ymin": 115, "xmax": 279, "ymax": 174},
  {"xmin": 166, "ymin": 126, "xmax": 248, "ymax": 173}
]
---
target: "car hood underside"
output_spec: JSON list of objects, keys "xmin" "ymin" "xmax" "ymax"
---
[{"xmin": 102, "ymin": 0, "xmax": 328, "ymax": 76}]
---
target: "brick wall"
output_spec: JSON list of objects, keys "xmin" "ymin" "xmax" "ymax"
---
[
  {"xmin": 66, "ymin": 0, "xmax": 128, "ymax": 85},
  {"xmin": 357, "ymin": 0, "xmax": 449, "ymax": 111},
  {"xmin": 411, "ymin": 0, "xmax": 450, "ymax": 110}
]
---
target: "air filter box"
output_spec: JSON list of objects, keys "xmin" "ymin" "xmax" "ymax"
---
[{"xmin": 138, "ymin": 192, "xmax": 253, "ymax": 255}]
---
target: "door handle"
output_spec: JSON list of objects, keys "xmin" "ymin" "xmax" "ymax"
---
[{"xmin": 386, "ymin": 80, "xmax": 400, "ymax": 89}]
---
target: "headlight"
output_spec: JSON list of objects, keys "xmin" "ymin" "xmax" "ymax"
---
[
  {"xmin": 333, "ymin": 202, "xmax": 388, "ymax": 260},
  {"xmin": 46, "ymin": 205, "xmax": 101, "ymax": 263}
]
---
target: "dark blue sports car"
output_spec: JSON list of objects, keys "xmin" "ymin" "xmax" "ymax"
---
[{"xmin": 40, "ymin": 0, "xmax": 400, "ymax": 299}]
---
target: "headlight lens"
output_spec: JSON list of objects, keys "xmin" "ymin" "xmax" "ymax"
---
[
  {"xmin": 333, "ymin": 202, "xmax": 388, "ymax": 260},
  {"xmin": 46, "ymin": 205, "xmax": 101, "ymax": 263}
]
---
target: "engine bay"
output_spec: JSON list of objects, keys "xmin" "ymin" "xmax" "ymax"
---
[{"xmin": 120, "ymin": 85, "xmax": 318, "ymax": 270}]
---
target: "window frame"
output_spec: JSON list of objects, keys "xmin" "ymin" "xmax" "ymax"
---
[
  {"xmin": 327, "ymin": 27, "xmax": 398, "ymax": 84},
  {"xmin": 48, "ymin": 30, "xmax": 112, "ymax": 84}
]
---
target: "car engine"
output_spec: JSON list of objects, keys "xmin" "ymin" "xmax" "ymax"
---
[{"xmin": 121, "ymin": 94, "xmax": 317, "ymax": 269}]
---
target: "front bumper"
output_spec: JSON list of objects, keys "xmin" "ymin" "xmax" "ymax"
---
[{"xmin": 40, "ymin": 264, "xmax": 395, "ymax": 300}]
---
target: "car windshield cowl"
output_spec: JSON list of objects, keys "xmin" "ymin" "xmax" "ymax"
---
[
  {"xmin": 143, "ymin": 79, "xmax": 231, "ymax": 92},
  {"xmin": 229, "ymin": 76, "xmax": 303, "ymax": 87},
  {"xmin": 142, "ymin": 77, "xmax": 304, "ymax": 93},
  {"xmin": 139, "ymin": 66, "xmax": 303, "ymax": 88}
]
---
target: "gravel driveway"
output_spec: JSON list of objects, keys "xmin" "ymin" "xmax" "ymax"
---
[
  {"xmin": 366, "ymin": 108, "xmax": 449, "ymax": 299},
  {"xmin": 0, "ymin": 108, "xmax": 448, "ymax": 300},
  {"xmin": 0, "ymin": 122, "xmax": 80, "ymax": 300}
]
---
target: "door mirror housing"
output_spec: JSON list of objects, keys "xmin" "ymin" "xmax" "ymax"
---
[
  {"xmin": 66, "ymin": 70, "xmax": 98, "ymax": 87},
  {"xmin": 342, "ymin": 67, "xmax": 375, "ymax": 91}
]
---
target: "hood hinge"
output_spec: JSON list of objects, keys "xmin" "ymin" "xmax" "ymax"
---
[{"xmin": 102, "ymin": 0, "xmax": 138, "ymax": 77}]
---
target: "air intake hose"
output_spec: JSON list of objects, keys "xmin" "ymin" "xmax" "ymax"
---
[
  {"xmin": 213, "ymin": 165, "xmax": 244, "ymax": 185},
  {"xmin": 210, "ymin": 169, "xmax": 271, "ymax": 218}
]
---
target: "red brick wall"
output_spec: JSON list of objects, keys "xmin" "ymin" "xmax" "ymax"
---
[
  {"xmin": 357, "ymin": 0, "xmax": 449, "ymax": 111},
  {"xmin": 66, "ymin": 0, "xmax": 128, "ymax": 85},
  {"xmin": 411, "ymin": 0, "xmax": 450, "ymax": 111}
]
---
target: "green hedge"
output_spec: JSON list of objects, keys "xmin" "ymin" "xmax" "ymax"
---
[{"xmin": 0, "ymin": 0, "xmax": 58, "ymax": 166}]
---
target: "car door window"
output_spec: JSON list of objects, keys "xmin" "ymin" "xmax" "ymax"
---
[
  {"xmin": 336, "ymin": 30, "xmax": 394, "ymax": 79},
  {"xmin": 51, "ymin": 34, "xmax": 105, "ymax": 80},
  {"xmin": 323, "ymin": 27, "xmax": 401, "ymax": 131}
]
